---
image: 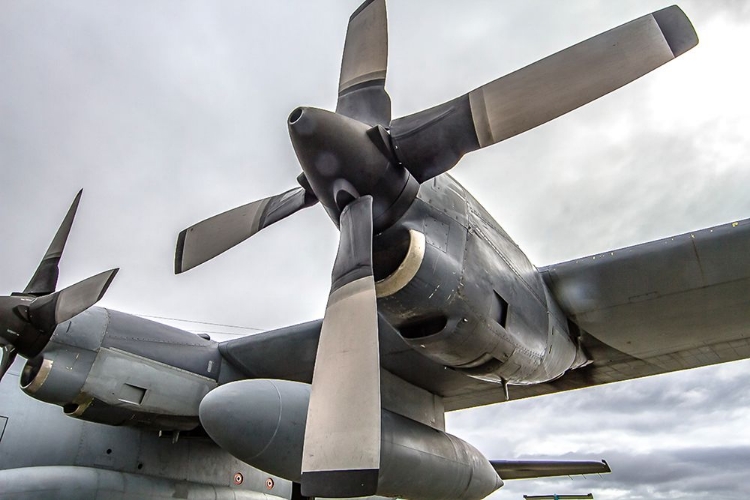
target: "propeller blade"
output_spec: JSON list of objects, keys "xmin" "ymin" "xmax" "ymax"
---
[
  {"xmin": 175, "ymin": 187, "xmax": 317, "ymax": 274},
  {"xmin": 26, "ymin": 268, "xmax": 119, "ymax": 336},
  {"xmin": 389, "ymin": 5, "xmax": 698, "ymax": 183},
  {"xmin": 23, "ymin": 189, "xmax": 83, "ymax": 296},
  {"xmin": 335, "ymin": 0, "xmax": 391, "ymax": 126},
  {"xmin": 301, "ymin": 195, "xmax": 381, "ymax": 498},
  {"xmin": 0, "ymin": 344, "xmax": 17, "ymax": 381}
]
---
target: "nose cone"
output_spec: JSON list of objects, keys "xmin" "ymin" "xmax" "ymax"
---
[
  {"xmin": 287, "ymin": 107, "xmax": 416, "ymax": 230},
  {"xmin": 199, "ymin": 379, "xmax": 310, "ymax": 481},
  {"xmin": 0, "ymin": 295, "xmax": 40, "ymax": 356},
  {"xmin": 288, "ymin": 107, "xmax": 379, "ymax": 211}
]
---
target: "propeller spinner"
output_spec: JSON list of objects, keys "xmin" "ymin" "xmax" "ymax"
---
[
  {"xmin": 176, "ymin": 1, "xmax": 697, "ymax": 496},
  {"xmin": 0, "ymin": 190, "xmax": 118, "ymax": 382}
]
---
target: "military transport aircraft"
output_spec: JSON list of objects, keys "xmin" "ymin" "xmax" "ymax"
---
[{"xmin": 2, "ymin": 1, "xmax": 749, "ymax": 499}]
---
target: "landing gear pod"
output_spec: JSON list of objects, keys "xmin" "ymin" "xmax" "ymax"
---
[{"xmin": 199, "ymin": 379, "xmax": 503, "ymax": 500}]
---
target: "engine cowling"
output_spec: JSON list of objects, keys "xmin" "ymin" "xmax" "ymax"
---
[
  {"xmin": 372, "ymin": 175, "xmax": 582, "ymax": 385},
  {"xmin": 20, "ymin": 307, "xmax": 220, "ymax": 430},
  {"xmin": 199, "ymin": 379, "xmax": 503, "ymax": 500}
]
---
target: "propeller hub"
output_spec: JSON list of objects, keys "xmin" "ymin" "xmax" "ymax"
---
[
  {"xmin": 0, "ymin": 295, "xmax": 46, "ymax": 357},
  {"xmin": 288, "ymin": 107, "xmax": 417, "ymax": 230}
]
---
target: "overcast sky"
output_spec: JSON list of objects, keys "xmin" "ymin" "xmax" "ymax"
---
[{"xmin": 1, "ymin": 1, "xmax": 749, "ymax": 499}]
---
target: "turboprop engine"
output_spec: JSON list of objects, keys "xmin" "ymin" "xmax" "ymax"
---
[
  {"xmin": 199, "ymin": 379, "xmax": 503, "ymax": 500},
  {"xmin": 20, "ymin": 307, "xmax": 221, "ymax": 430},
  {"xmin": 0, "ymin": 190, "xmax": 223, "ymax": 431}
]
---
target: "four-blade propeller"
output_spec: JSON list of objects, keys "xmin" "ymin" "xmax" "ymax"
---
[
  {"xmin": 175, "ymin": 1, "xmax": 697, "ymax": 496},
  {"xmin": 0, "ymin": 190, "xmax": 118, "ymax": 382}
]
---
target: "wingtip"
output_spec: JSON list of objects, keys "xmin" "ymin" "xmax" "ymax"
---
[{"xmin": 653, "ymin": 5, "xmax": 699, "ymax": 58}]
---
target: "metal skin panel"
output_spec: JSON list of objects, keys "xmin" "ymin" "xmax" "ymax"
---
[
  {"xmin": 0, "ymin": 358, "xmax": 291, "ymax": 499},
  {"xmin": 40, "ymin": 306, "xmax": 221, "ymax": 382},
  {"xmin": 380, "ymin": 368, "xmax": 445, "ymax": 431},
  {"xmin": 0, "ymin": 466, "xmax": 281, "ymax": 500},
  {"xmin": 201, "ymin": 379, "xmax": 502, "ymax": 500},
  {"xmin": 80, "ymin": 347, "xmax": 217, "ymax": 417},
  {"xmin": 102, "ymin": 309, "xmax": 222, "ymax": 381}
]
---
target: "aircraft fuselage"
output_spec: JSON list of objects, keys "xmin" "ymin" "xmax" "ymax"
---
[{"xmin": 0, "ymin": 357, "xmax": 291, "ymax": 499}]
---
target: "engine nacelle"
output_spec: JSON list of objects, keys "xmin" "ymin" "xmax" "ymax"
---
[
  {"xmin": 200, "ymin": 379, "xmax": 503, "ymax": 500},
  {"xmin": 373, "ymin": 176, "xmax": 581, "ymax": 385},
  {"xmin": 20, "ymin": 307, "xmax": 220, "ymax": 430}
]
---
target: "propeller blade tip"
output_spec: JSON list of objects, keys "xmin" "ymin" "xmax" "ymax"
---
[
  {"xmin": 100, "ymin": 268, "xmax": 119, "ymax": 299},
  {"xmin": 653, "ymin": 5, "xmax": 699, "ymax": 58},
  {"xmin": 175, "ymin": 229, "xmax": 188, "ymax": 274}
]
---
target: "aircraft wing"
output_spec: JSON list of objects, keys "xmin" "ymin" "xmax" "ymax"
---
[
  {"xmin": 448, "ymin": 217, "xmax": 750, "ymax": 408},
  {"xmin": 221, "ymin": 218, "xmax": 750, "ymax": 411}
]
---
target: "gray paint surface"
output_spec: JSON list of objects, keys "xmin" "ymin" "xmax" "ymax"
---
[
  {"xmin": 0, "ymin": 466, "xmax": 280, "ymax": 500},
  {"xmin": 0, "ymin": 358, "xmax": 291, "ymax": 499}
]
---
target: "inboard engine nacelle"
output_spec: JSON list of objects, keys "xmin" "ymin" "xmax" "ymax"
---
[{"xmin": 200, "ymin": 379, "xmax": 503, "ymax": 500}]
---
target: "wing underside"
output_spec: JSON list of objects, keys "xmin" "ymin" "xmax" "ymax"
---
[{"xmin": 448, "ymin": 218, "xmax": 750, "ymax": 408}]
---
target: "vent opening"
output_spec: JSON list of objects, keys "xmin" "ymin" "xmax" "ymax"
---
[
  {"xmin": 20, "ymin": 356, "xmax": 43, "ymax": 388},
  {"xmin": 398, "ymin": 315, "xmax": 448, "ymax": 339},
  {"xmin": 490, "ymin": 291, "xmax": 509, "ymax": 328}
]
